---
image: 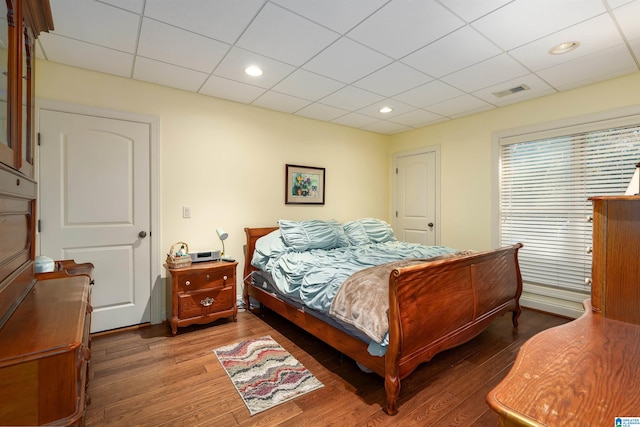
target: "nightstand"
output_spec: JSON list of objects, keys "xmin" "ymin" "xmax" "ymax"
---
[{"xmin": 165, "ymin": 260, "xmax": 238, "ymax": 335}]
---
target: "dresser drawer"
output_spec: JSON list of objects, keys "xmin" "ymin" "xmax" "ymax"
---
[
  {"xmin": 178, "ymin": 287, "xmax": 234, "ymax": 318},
  {"xmin": 177, "ymin": 267, "xmax": 234, "ymax": 292}
]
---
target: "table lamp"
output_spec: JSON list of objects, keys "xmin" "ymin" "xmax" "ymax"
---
[{"xmin": 216, "ymin": 228, "xmax": 228, "ymax": 256}]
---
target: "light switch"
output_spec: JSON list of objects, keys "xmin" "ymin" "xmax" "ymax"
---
[{"xmin": 183, "ymin": 206, "xmax": 191, "ymax": 218}]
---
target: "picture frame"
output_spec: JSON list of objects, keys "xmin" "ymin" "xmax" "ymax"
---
[{"xmin": 285, "ymin": 164, "xmax": 325, "ymax": 205}]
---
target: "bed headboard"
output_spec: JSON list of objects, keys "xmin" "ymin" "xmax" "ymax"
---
[{"xmin": 243, "ymin": 227, "xmax": 278, "ymax": 285}]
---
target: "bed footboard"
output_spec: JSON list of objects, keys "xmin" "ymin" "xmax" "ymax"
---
[{"xmin": 384, "ymin": 243, "xmax": 523, "ymax": 414}]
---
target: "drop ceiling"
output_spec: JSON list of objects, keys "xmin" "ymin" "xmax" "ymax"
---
[{"xmin": 37, "ymin": 0, "xmax": 640, "ymax": 135}]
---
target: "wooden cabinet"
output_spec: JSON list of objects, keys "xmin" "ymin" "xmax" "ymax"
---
[
  {"xmin": 0, "ymin": 0, "xmax": 52, "ymax": 176},
  {"xmin": 165, "ymin": 260, "xmax": 238, "ymax": 335},
  {"xmin": 0, "ymin": 276, "xmax": 92, "ymax": 426},
  {"xmin": 590, "ymin": 196, "xmax": 640, "ymax": 324}
]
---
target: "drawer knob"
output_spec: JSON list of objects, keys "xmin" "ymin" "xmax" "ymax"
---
[
  {"xmin": 206, "ymin": 274, "xmax": 210, "ymax": 280},
  {"xmin": 223, "ymin": 275, "xmax": 228, "ymax": 281},
  {"xmin": 185, "ymin": 280, "xmax": 191, "ymax": 286},
  {"xmin": 201, "ymin": 297, "xmax": 215, "ymax": 307}
]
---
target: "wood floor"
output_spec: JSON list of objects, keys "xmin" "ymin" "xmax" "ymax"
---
[{"xmin": 85, "ymin": 307, "xmax": 569, "ymax": 427}]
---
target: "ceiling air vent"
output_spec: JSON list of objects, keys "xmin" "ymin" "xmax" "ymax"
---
[{"xmin": 493, "ymin": 84, "xmax": 530, "ymax": 98}]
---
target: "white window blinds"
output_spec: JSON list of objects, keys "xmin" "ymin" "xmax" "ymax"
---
[{"xmin": 499, "ymin": 124, "xmax": 640, "ymax": 292}]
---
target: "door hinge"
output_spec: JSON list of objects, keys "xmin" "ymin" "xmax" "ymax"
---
[
  {"xmin": 395, "ymin": 211, "xmax": 398, "ymax": 217},
  {"xmin": 395, "ymin": 167, "xmax": 398, "ymax": 174},
  {"xmin": 37, "ymin": 133, "xmax": 41, "ymax": 146},
  {"xmin": 37, "ymin": 219, "xmax": 41, "ymax": 232}
]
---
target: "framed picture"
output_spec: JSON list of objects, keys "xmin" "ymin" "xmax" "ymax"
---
[{"xmin": 285, "ymin": 164, "xmax": 325, "ymax": 205}]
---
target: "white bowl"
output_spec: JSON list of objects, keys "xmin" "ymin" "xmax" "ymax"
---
[{"xmin": 35, "ymin": 255, "xmax": 55, "ymax": 273}]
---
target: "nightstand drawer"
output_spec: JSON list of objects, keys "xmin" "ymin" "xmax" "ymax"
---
[
  {"xmin": 177, "ymin": 268, "xmax": 234, "ymax": 292},
  {"xmin": 178, "ymin": 287, "xmax": 234, "ymax": 318}
]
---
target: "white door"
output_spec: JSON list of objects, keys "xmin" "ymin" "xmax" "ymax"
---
[
  {"xmin": 39, "ymin": 109, "xmax": 151, "ymax": 333},
  {"xmin": 395, "ymin": 149, "xmax": 438, "ymax": 245}
]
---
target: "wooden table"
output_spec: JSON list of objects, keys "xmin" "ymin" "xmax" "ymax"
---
[{"xmin": 487, "ymin": 300, "xmax": 640, "ymax": 426}]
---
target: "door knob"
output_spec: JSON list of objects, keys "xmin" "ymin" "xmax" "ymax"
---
[
  {"xmin": 138, "ymin": 231, "xmax": 147, "ymax": 238},
  {"xmin": 428, "ymin": 223, "xmax": 434, "ymax": 228}
]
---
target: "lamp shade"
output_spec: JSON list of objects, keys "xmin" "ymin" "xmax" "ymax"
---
[
  {"xmin": 216, "ymin": 228, "xmax": 228, "ymax": 241},
  {"xmin": 625, "ymin": 163, "xmax": 640, "ymax": 195}
]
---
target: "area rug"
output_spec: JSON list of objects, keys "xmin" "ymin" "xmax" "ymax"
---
[{"xmin": 213, "ymin": 335, "xmax": 323, "ymax": 415}]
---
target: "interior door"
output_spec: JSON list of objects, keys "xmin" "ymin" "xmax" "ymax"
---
[
  {"xmin": 395, "ymin": 150, "xmax": 438, "ymax": 245},
  {"xmin": 39, "ymin": 109, "xmax": 151, "ymax": 333}
]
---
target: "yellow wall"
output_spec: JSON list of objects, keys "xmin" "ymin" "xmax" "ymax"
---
[
  {"xmin": 390, "ymin": 71, "xmax": 640, "ymax": 250},
  {"xmin": 35, "ymin": 59, "xmax": 640, "ymax": 258},
  {"xmin": 35, "ymin": 60, "xmax": 390, "ymax": 265}
]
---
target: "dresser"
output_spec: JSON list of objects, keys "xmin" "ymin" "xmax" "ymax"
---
[
  {"xmin": 0, "ymin": 276, "xmax": 92, "ymax": 426},
  {"xmin": 590, "ymin": 196, "xmax": 640, "ymax": 324},
  {"xmin": 165, "ymin": 260, "xmax": 238, "ymax": 335},
  {"xmin": 487, "ymin": 195, "xmax": 640, "ymax": 426}
]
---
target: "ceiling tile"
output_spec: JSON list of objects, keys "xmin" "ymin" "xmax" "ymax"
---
[
  {"xmin": 441, "ymin": 54, "xmax": 529, "ymax": 92},
  {"xmin": 236, "ymin": 2, "xmax": 339, "ymax": 66},
  {"xmin": 271, "ymin": 69, "xmax": 345, "ymax": 101},
  {"xmin": 357, "ymin": 99, "xmax": 416, "ymax": 119},
  {"xmin": 271, "ymin": 0, "xmax": 388, "ymax": 34},
  {"xmin": 347, "ymin": 0, "xmax": 464, "ymax": 59},
  {"xmin": 361, "ymin": 120, "xmax": 411, "ymax": 134},
  {"xmin": 536, "ymin": 44, "xmax": 638, "ymax": 91},
  {"xmin": 48, "ymin": 0, "xmax": 140, "ymax": 53},
  {"xmin": 213, "ymin": 47, "xmax": 296, "ymax": 89},
  {"xmin": 133, "ymin": 57, "xmax": 208, "ymax": 92},
  {"xmin": 353, "ymin": 62, "xmax": 433, "ymax": 97},
  {"xmin": 509, "ymin": 14, "xmax": 624, "ymax": 72},
  {"xmin": 606, "ymin": 0, "xmax": 636, "ymax": 8},
  {"xmin": 319, "ymin": 85, "xmax": 385, "ymax": 110},
  {"xmin": 294, "ymin": 103, "xmax": 349, "ymax": 122},
  {"xmin": 143, "ymin": 0, "xmax": 265, "ymax": 44},
  {"xmin": 199, "ymin": 75, "xmax": 266, "ymax": 104},
  {"xmin": 388, "ymin": 109, "xmax": 445, "ymax": 127},
  {"xmin": 331, "ymin": 112, "xmax": 378, "ymax": 128},
  {"xmin": 252, "ymin": 91, "xmax": 312, "ymax": 113},
  {"xmin": 472, "ymin": 74, "xmax": 556, "ymax": 106},
  {"xmin": 137, "ymin": 18, "xmax": 230, "ymax": 73},
  {"xmin": 101, "ymin": 0, "xmax": 145, "ymax": 14},
  {"xmin": 426, "ymin": 94, "xmax": 494, "ymax": 117},
  {"xmin": 303, "ymin": 37, "xmax": 393, "ymax": 83},
  {"xmin": 472, "ymin": 0, "xmax": 607, "ymax": 50},
  {"xmin": 401, "ymin": 25, "xmax": 502, "ymax": 78},
  {"xmin": 614, "ymin": 0, "xmax": 640, "ymax": 40},
  {"xmin": 436, "ymin": 0, "xmax": 512, "ymax": 22},
  {"xmin": 38, "ymin": 33, "xmax": 133, "ymax": 77},
  {"xmin": 629, "ymin": 38, "xmax": 640, "ymax": 60},
  {"xmin": 392, "ymin": 80, "xmax": 464, "ymax": 108}
]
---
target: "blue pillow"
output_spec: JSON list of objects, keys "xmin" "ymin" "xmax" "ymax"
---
[
  {"xmin": 343, "ymin": 220, "xmax": 371, "ymax": 245},
  {"xmin": 252, "ymin": 230, "xmax": 289, "ymax": 270},
  {"xmin": 358, "ymin": 218, "xmax": 396, "ymax": 243},
  {"xmin": 327, "ymin": 219, "xmax": 351, "ymax": 248},
  {"xmin": 278, "ymin": 219, "xmax": 341, "ymax": 252}
]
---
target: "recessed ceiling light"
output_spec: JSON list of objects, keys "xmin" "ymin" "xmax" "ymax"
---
[
  {"xmin": 549, "ymin": 41, "xmax": 580, "ymax": 55},
  {"xmin": 379, "ymin": 106, "xmax": 393, "ymax": 114},
  {"xmin": 245, "ymin": 65, "xmax": 263, "ymax": 77}
]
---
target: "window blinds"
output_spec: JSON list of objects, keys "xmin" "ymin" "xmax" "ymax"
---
[{"xmin": 499, "ymin": 124, "xmax": 640, "ymax": 292}]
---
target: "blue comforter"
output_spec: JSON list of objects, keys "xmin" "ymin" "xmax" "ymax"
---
[{"xmin": 252, "ymin": 231, "xmax": 456, "ymax": 315}]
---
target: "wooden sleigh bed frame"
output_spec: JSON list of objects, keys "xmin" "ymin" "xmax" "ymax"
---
[{"xmin": 243, "ymin": 227, "xmax": 523, "ymax": 415}]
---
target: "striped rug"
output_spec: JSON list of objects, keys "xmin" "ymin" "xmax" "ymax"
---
[{"xmin": 213, "ymin": 335, "xmax": 323, "ymax": 415}]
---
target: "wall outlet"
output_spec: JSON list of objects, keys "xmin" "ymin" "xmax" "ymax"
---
[{"xmin": 182, "ymin": 206, "xmax": 191, "ymax": 218}]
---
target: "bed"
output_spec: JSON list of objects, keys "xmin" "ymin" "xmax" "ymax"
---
[{"xmin": 242, "ymin": 219, "xmax": 523, "ymax": 415}]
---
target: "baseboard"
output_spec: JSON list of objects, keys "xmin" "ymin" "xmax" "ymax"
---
[{"xmin": 520, "ymin": 282, "xmax": 588, "ymax": 319}]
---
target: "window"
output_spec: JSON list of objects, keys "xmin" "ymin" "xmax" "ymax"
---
[{"xmin": 499, "ymin": 121, "xmax": 640, "ymax": 294}]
